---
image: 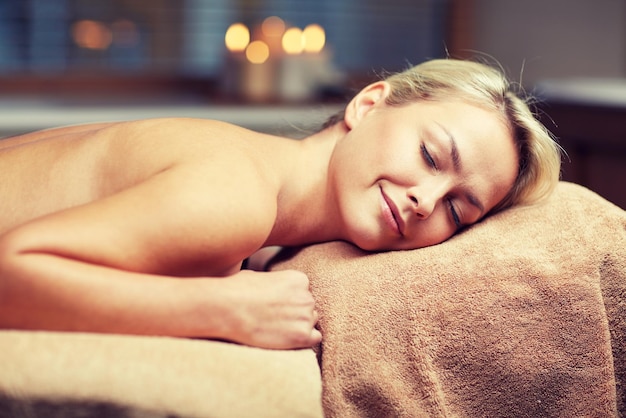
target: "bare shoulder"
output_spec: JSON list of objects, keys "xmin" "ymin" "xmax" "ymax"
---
[
  {"xmin": 100, "ymin": 118, "xmax": 275, "ymax": 172},
  {"xmin": 91, "ymin": 118, "xmax": 287, "ymax": 272},
  {"xmin": 110, "ymin": 117, "xmax": 284, "ymax": 201},
  {"xmin": 0, "ymin": 118, "xmax": 275, "ymax": 232},
  {"xmin": 107, "ymin": 117, "xmax": 283, "ymax": 204},
  {"xmin": 0, "ymin": 118, "xmax": 287, "ymax": 276}
]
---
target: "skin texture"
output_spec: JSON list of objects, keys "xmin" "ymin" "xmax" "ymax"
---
[
  {"xmin": 330, "ymin": 82, "xmax": 518, "ymax": 250},
  {"xmin": 0, "ymin": 81, "xmax": 517, "ymax": 349}
]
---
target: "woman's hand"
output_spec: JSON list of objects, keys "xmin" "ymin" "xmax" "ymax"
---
[
  {"xmin": 214, "ymin": 269, "xmax": 322, "ymax": 350},
  {"xmin": 0, "ymin": 246, "xmax": 320, "ymax": 351}
]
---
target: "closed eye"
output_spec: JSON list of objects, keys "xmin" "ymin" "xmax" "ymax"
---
[
  {"xmin": 447, "ymin": 198, "xmax": 462, "ymax": 229},
  {"xmin": 420, "ymin": 144, "xmax": 437, "ymax": 170}
]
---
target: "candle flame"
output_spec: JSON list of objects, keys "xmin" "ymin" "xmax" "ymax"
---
[
  {"xmin": 282, "ymin": 27, "xmax": 304, "ymax": 55},
  {"xmin": 262, "ymin": 16, "xmax": 285, "ymax": 38},
  {"xmin": 303, "ymin": 24, "xmax": 325, "ymax": 53},
  {"xmin": 246, "ymin": 40, "xmax": 270, "ymax": 64},
  {"xmin": 72, "ymin": 20, "xmax": 112, "ymax": 50},
  {"xmin": 225, "ymin": 23, "xmax": 250, "ymax": 52}
]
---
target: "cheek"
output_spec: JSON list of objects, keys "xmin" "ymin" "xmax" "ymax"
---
[{"xmin": 405, "ymin": 217, "xmax": 455, "ymax": 249}]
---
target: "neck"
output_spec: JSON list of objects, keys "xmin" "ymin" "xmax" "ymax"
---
[{"xmin": 264, "ymin": 123, "xmax": 348, "ymax": 247}]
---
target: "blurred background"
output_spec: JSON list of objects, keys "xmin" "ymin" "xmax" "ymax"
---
[{"xmin": 0, "ymin": 0, "xmax": 624, "ymax": 207}]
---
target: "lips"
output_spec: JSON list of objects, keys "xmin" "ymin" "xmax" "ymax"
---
[{"xmin": 379, "ymin": 186, "xmax": 404, "ymax": 236}]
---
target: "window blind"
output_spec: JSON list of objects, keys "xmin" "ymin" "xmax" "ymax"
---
[{"xmin": 0, "ymin": 0, "xmax": 449, "ymax": 77}]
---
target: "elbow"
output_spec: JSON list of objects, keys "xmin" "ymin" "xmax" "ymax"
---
[
  {"xmin": 0, "ymin": 229, "xmax": 29, "ymax": 274},
  {"xmin": 0, "ymin": 229, "xmax": 21, "ymax": 281},
  {"xmin": 0, "ymin": 230, "xmax": 34, "ymax": 327}
]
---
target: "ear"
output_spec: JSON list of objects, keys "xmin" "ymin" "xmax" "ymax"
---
[{"xmin": 344, "ymin": 81, "xmax": 391, "ymax": 130}]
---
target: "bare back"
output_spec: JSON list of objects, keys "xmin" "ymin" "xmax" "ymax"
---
[
  {"xmin": 0, "ymin": 118, "xmax": 286, "ymax": 276},
  {"xmin": 1, "ymin": 123, "xmax": 118, "ymax": 232},
  {"xmin": 0, "ymin": 118, "xmax": 325, "ymax": 348}
]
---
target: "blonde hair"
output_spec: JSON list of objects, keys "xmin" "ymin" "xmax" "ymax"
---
[{"xmin": 327, "ymin": 59, "xmax": 562, "ymax": 213}]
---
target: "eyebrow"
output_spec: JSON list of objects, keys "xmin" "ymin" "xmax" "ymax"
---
[{"xmin": 436, "ymin": 123, "xmax": 485, "ymax": 216}]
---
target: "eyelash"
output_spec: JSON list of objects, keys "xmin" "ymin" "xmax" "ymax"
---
[
  {"xmin": 422, "ymin": 144, "xmax": 461, "ymax": 229},
  {"xmin": 420, "ymin": 144, "xmax": 437, "ymax": 170},
  {"xmin": 448, "ymin": 199, "xmax": 462, "ymax": 229}
]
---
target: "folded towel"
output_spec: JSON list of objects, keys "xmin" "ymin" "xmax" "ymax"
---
[
  {"xmin": 0, "ymin": 332, "xmax": 323, "ymax": 417},
  {"xmin": 273, "ymin": 182, "xmax": 626, "ymax": 417}
]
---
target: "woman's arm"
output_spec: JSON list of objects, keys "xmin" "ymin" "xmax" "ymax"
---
[
  {"xmin": 0, "ymin": 163, "xmax": 321, "ymax": 349},
  {"xmin": 0, "ymin": 250, "xmax": 321, "ymax": 349}
]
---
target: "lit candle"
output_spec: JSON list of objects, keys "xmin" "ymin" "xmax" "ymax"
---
[
  {"xmin": 279, "ymin": 23, "xmax": 333, "ymax": 102},
  {"xmin": 278, "ymin": 26, "xmax": 310, "ymax": 101},
  {"xmin": 242, "ymin": 38, "xmax": 274, "ymax": 102},
  {"xmin": 222, "ymin": 22, "xmax": 250, "ymax": 99}
]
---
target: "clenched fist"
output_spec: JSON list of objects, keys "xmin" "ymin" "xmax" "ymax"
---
[{"xmin": 215, "ymin": 269, "xmax": 322, "ymax": 349}]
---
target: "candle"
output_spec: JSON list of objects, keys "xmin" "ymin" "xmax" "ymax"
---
[{"xmin": 278, "ymin": 23, "xmax": 335, "ymax": 102}]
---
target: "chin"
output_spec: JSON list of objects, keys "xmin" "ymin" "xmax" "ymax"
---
[
  {"xmin": 352, "ymin": 237, "xmax": 397, "ymax": 253},
  {"xmin": 359, "ymin": 238, "xmax": 443, "ymax": 252},
  {"xmin": 349, "ymin": 235, "xmax": 385, "ymax": 252}
]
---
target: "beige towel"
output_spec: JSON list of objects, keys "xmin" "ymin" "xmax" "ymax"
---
[
  {"xmin": 273, "ymin": 182, "xmax": 626, "ymax": 417},
  {"xmin": 0, "ymin": 332, "xmax": 323, "ymax": 417}
]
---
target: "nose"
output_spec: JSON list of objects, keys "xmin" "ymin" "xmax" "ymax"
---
[{"xmin": 407, "ymin": 183, "xmax": 446, "ymax": 219}]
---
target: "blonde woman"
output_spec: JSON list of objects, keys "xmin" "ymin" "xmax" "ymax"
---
[{"xmin": 0, "ymin": 59, "xmax": 561, "ymax": 349}]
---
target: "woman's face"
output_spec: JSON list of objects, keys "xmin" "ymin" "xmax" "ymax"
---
[{"xmin": 329, "ymin": 82, "xmax": 518, "ymax": 251}]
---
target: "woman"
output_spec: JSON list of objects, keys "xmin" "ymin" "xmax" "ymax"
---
[{"xmin": 0, "ymin": 59, "xmax": 561, "ymax": 349}]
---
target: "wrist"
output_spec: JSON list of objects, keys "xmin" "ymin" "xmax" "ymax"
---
[{"xmin": 170, "ymin": 277, "xmax": 238, "ymax": 340}]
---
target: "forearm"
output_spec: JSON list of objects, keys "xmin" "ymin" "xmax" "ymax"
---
[
  {"xmin": 0, "ymin": 252, "xmax": 230, "ymax": 338},
  {"xmin": 0, "ymin": 250, "xmax": 321, "ymax": 349}
]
